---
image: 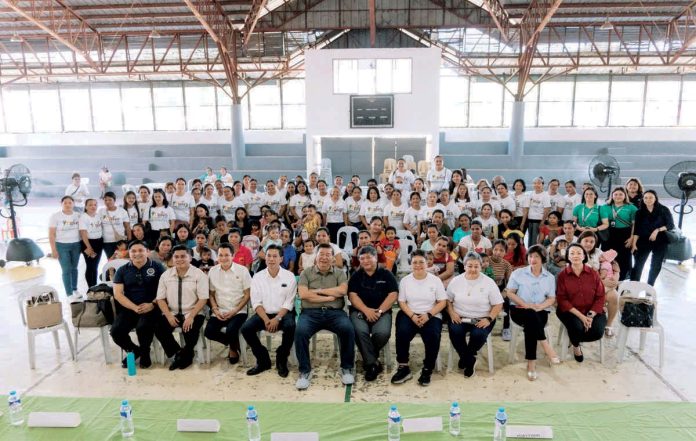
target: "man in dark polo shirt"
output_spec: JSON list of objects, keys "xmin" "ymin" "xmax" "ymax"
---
[
  {"xmin": 111, "ymin": 240, "xmax": 165, "ymax": 368},
  {"xmin": 348, "ymin": 246, "xmax": 398, "ymax": 382},
  {"xmin": 294, "ymin": 243, "xmax": 354, "ymax": 390}
]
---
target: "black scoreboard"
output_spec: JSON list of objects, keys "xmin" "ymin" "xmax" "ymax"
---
[{"xmin": 350, "ymin": 95, "xmax": 394, "ymax": 128}]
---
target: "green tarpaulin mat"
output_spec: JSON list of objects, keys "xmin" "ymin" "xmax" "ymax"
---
[{"xmin": 2, "ymin": 396, "xmax": 696, "ymax": 440}]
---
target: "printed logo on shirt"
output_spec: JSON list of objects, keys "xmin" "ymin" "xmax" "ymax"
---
[{"xmin": 146, "ymin": 268, "xmax": 156, "ymax": 276}]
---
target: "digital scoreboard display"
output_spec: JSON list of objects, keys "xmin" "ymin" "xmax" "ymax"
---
[{"xmin": 350, "ymin": 95, "xmax": 394, "ymax": 128}]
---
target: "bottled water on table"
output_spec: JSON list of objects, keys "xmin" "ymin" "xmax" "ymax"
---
[
  {"xmin": 388, "ymin": 405, "xmax": 401, "ymax": 441},
  {"xmin": 119, "ymin": 400, "xmax": 134, "ymax": 438},
  {"xmin": 449, "ymin": 401, "xmax": 461, "ymax": 436},
  {"xmin": 7, "ymin": 391, "xmax": 24, "ymax": 426},
  {"xmin": 246, "ymin": 405, "xmax": 261, "ymax": 441},
  {"xmin": 494, "ymin": 407, "xmax": 507, "ymax": 441}
]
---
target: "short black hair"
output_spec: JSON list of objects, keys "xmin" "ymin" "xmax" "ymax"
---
[
  {"xmin": 527, "ymin": 244, "xmax": 548, "ymax": 264},
  {"xmin": 103, "ymin": 191, "xmax": 117, "ymax": 200},
  {"xmin": 128, "ymin": 240, "xmax": 149, "ymax": 250},
  {"xmin": 265, "ymin": 244, "xmax": 283, "ymax": 256},
  {"xmin": 218, "ymin": 243, "xmax": 234, "ymax": 253},
  {"xmin": 171, "ymin": 244, "xmax": 190, "ymax": 255}
]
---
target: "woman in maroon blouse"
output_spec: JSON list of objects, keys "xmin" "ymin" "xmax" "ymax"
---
[{"xmin": 556, "ymin": 243, "xmax": 607, "ymax": 362}]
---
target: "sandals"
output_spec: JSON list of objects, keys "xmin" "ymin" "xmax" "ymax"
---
[
  {"xmin": 605, "ymin": 327, "xmax": 615, "ymax": 337},
  {"xmin": 527, "ymin": 370, "xmax": 538, "ymax": 381}
]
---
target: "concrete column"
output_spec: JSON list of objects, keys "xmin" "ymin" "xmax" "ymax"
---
[
  {"xmin": 508, "ymin": 100, "xmax": 525, "ymax": 167},
  {"xmin": 230, "ymin": 102, "xmax": 245, "ymax": 170}
]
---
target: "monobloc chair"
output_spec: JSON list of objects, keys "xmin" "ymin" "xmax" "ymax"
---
[
  {"xmin": 18, "ymin": 285, "xmax": 76, "ymax": 369},
  {"xmin": 615, "ymin": 281, "xmax": 663, "ymax": 369}
]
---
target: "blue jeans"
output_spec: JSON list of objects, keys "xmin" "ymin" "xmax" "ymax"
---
[
  {"xmin": 294, "ymin": 308, "xmax": 355, "ymax": 374},
  {"xmin": 448, "ymin": 320, "xmax": 495, "ymax": 367},
  {"xmin": 56, "ymin": 241, "xmax": 81, "ymax": 295}
]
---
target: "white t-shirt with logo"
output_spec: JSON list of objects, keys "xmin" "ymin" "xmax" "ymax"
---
[
  {"xmin": 458, "ymin": 235, "xmax": 493, "ymax": 254},
  {"xmin": 527, "ymin": 191, "xmax": 551, "ymax": 221},
  {"xmin": 263, "ymin": 192, "xmax": 286, "ymax": 214},
  {"xmin": 323, "ymin": 198, "xmax": 347, "ymax": 224},
  {"xmin": 455, "ymin": 199, "xmax": 474, "ymax": 217},
  {"xmin": 199, "ymin": 195, "xmax": 218, "ymax": 213},
  {"xmin": 427, "ymin": 167, "xmax": 452, "ymax": 192},
  {"xmin": 125, "ymin": 206, "xmax": 139, "ymax": 226},
  {"xmin": 422, "ymin": 203, "xmax": 446, "ymax": 223},
  {"xmin": 441, "ymin": 201, "xmax": 461, "ymax": 229},
  {"xmin": 218, "ymin": 198, "xmax": 244, "ymax": 222},
  {"xmin": 242, "ymin": 191, "xmax": 264, "ymax": 216},
  {"xmin": 513, "ymin": 193, "xmax": 530, "ymax": 217},
  {"xmin": 398, "ymin": 273, "xmax": 448, "ymax": 319},
  {"xmin": 345, "ymin": 197, "xmax": 363, "ymax": 224},
  {"xmin": 498, "ymin": 195, "xmax": 517, "ymax": 213},
  {"xmin": 446, "ymin": 274, "xmax": 504, "ymax": 319},
  {"xmin": 403, "ymin": 206, "xmax": 425, "ymax": 228},
  {"xmin": 137, "ymin": 201, "xmax": 152, "ymax": 222},
  {"xmin": 563, "ymin": 193, "xmax": 582, "ymax": 221},
  {"xmin": 312, "ymin": 193, "xmax": 331, "ymax": 213},
  {"xmin": 383, "ymin": 202, "xmax": 409, "ymax": 230},
  {"xmin": 169, "ymin": 193, "xmax": 195, "ymax": 221},
  {"xmin": 49, "ymin": 211, "xmax": 81, "ymax": 243},
  {"xmin": 359, "ymin": 200, "xmax": 384, "ymax": 221},
  {"xmin": 98, "ymin": 207, "xmax": 129, "ymax": 243},
  {"xmin": 79, "ymin": 212, "xmax": 103, "ymax": 240},
  {"xmin": 548, "ymin": 192, "xmax": 566, "ymax": 214},
  {"xmin": 473, "ymin": 199, "xmax": 501, "ymax": 215},
  {"xmin": 288, "ymin": 194, "xmax": 311, "ymax": 215},
  {"xmin": 145, "ymin": 205, "xmax": 176, "ymax": 231}
]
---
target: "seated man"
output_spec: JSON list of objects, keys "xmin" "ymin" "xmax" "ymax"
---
[
  {"xmin": 204, "ymin": 243, "xmax": 251, "ymax": 364},
  {"xmin": 154, "ymin": 245, "xmax": 209, "ymax": 370},
  {"xmin": 241, "ymin": 244, "xmax": 297, "ymax": 378},
  {"xmin": 294, "ymin": 243, "xmax": 355, "ymax": 390},
  {"xmin": 111, "ymin": 240, "xmax": 165, "ymax": 368},
  {"xmin": 348, "ymin": 246, "xmax": 398, "ymax": 381}
]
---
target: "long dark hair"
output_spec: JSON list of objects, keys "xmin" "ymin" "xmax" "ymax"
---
[
  {"xmin": 448, "ymin": 170, "xmax": 463, "ymax": 194},
  {"xmin": 152, "ymin": 189, "xmax": 169, "ymax": 208},
  {"xmin": 122, "ymin": 190, "xmax": 141, "ymax": 224}
]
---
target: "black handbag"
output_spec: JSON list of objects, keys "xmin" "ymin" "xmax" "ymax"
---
[
  {"xmin": 665, "ymin": 229, "xmax": 681, "ymax": 244},
  {"xmin": 620, "ymin": 301, "xmax": 654, "ymax": 328}
]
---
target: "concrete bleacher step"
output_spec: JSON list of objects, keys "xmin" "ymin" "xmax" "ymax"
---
[
  {"xmin": 0, "ymin": 158, "xmax": 150, "ymax": 172},
  {"xmin": 0, "ymin": 144, "xmax": 233, "ymax": 158},
  {"xmin": 245, "ymin": 143, "xmax": 306, "ymax": 157}
]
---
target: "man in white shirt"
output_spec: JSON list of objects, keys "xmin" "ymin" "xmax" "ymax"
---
[
  {"xmin": 154, "ymin": 245, "xmax": 209, "ymax": 370},
  {"xmin": 427, "ymin": 155, "xmax": 452, "ymax": 192},
  {"xmin": 562, "ymin": 180, "xmax": 582, "ymax": 221},
  {"xmin": 241, "ymin": 244, "xmax": 297, "ymax": 378},
  {"xmin": 242, "ymin": 178, "xmax": 264, "ymax": 221},
  {"xmin": 65, "ymin": 173, "xmax": 90, "ymax": 213},
  {"xmin": 204, "ymin": 243, "xmax": 251, "ymax": 365}
]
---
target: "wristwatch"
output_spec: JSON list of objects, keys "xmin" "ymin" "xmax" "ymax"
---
[
  {"xmin": 427, "ymin": 312, "xmax": 433, "ymax": 318},
  {"xmin": 275, "ymin": 315, "xmax": 282, "ymax": 321},
  {"xmin": 488, "ymin": 316, "xmax": 495, "ymax": 322},
  {"xmin": 378, "ymin": 309, "xmax": 383, "ymax": 315}
]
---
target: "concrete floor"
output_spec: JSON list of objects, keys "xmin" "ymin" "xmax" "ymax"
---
[{"xmin": 1, "ymin": 199, "xmax": 695, "ymax": 404}]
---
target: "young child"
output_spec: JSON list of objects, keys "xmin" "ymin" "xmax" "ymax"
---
[
  {"xmin": 547, "ymin": 238, "xmax": 569, "ymax": 276},
  {"xmin": 379, "ymin": 226, "xmax": 401, "ymax": 272},
  {"xmin": 193, "ymin": 247, "xmax": 215, "ymax": 274},
  {"xmin": 261, "ymin": 225, "xmax": 283, "ymax": 251},
  {"xmin": 193, "ymin": 232, "xmax": 217, "ymax": 261},
  {"xmin": 599, "ymin": 248, "xmax": 619, "ymax": 283},
  {"xmin": 481, "ymin": 254, "xmax": 496, "ymax": 280},
  {"xmin": 490, "ymin": 240, "xmax": 513, "ymax": 340},
  {"xmin": 298, "ymin": 239, "xmax": 316, "ymax": 273},
  {"xmin": 108, "ymin": 240, "xmax": 129, "ymax": 280},
  {"xmin": 425, "ymin": 251, "xmax": 440, "ymax": 275}
]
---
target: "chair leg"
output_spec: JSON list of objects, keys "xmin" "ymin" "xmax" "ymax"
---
[
  {"xmin": 599, "ymin": 338, "xmax": 605, "ymax": 365},
  {"xmin": 559, "ymin": 328, "xmax": 569, "ymax": 361},
  {"xmin": 52, "ymin": 330, "xmax": 61, "ymax": 349},
  {"xmin": 311, "ymin": 335, "xmax": 317, "ymax": 354},
  {"xmin": 508, "ymin": 326, "xmax": 518, "ymax": 364},
  {"xmin": 240, "ymin": 334, "xmax": 248, "ymax": 367},
  {"xmin": 639, "ymin": 330, "xmax": 647, "ymax": 352},
  {"xmin": 28, "ymin": 332, "xmax": 36, "ymax": 369},
  {"xmin": 616, "ymin": 325, "xmax": 629, "ymax": 363},
  {"xmin": 101, "ymin": 327, "xmax": 113, "ymax": 364},
  {"xmin": 447, "ymin": 340, "xmax": 454, "ymax": 373},
  {"xmin": 487, "ymin": 337, "xmax": 495, "ymax": 374},
  {"xmin": 385, "ymin": 341, "xmax": 392, "ymax": 372},
  {"xmin": 658, "ymin": 328, "xmax": 665, "ymax": 369},
  {"xmin": 63, "ymin": 322, "xmax": 76, "ymax": 361}
]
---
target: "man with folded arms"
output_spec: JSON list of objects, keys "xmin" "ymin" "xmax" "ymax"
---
[
  {"xmin": 348, "ymin": 245, "xmax": 398, "ymax": 382},
  {"xmin": 154, "ymin": 245, "xmax": 209, "ymax": 370},
  {"xmin": 294, "ymin": 243, "xmax": 355, "ymax": 390},
  {"xmin": 112, "ymin": 240, "xmax": 165, "ymax": 369},
  {"xmin": 241, "ymin": 244, "xmax": 297, "ymax": 377}
]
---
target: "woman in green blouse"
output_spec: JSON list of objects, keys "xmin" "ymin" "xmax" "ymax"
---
[
  {"xmin": 600, "ymin": 187, "xmax": 637, "ymax": 280},
  {"xmin": 572, "ymin": 187, "xmax": 609, "ymax": 238}
]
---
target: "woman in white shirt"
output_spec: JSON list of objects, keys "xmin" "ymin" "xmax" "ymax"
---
[
  {"xmin": 122, "ymin": 191, "xmax": 141, "ymax": 227},
  {"xmin": 512, "ymin": 179, "xmax": 530, "ymax": 233},
  {"xmin": 99, "ymin": 191, "xmax": 131, "ymax": 259},
  {"xmin": 345, "ymin": 186, "xmax": 363, "ymax": 229},
  {"xmin": 64, "ymin": 173, "xmax": 90, "ymax": 213},
  {"xmin": 383, "ymin": 189, "xmax": 408, "ymax": 230},
  {"xmin": 454, "ymin": 183, "xmax": 474, "ymax": 217},
  {"xmin": 391, "ymin": 250, "xmax": 448, "ymax": 386},
  {"xmin": 144, "ymin": 189, "xmax": 175, "ymax": 248},
  {"xmin": 169, "ymin": 178, "xmax": 195, "ymax": 227},
  {"xmin": 438, "ymin": 189, "xmax": 461, "ymax": 229},
  {"xmin": 403, "ymin": 192, "xmax": 425, "ymax": 240},
  {"xmin": 137, "ymin": 185, "xmax": 152, "ymax": 221},
  {"xmin": 422, "ymin": 191, "xmax": 446, "ymax": 224},
  {"xmin": 474, "ymin": 203, "xmax": 500, "ymax": 240},
  {"xmin": 49, "ymin": 196, "xmax": 82, "ymax": 296},
  {"xmin": 79, "ymin": 198, "xmax": 103, "ymax": 288},
  {"xmin": 359, "ymin": 187, "xmax": 384, "ymax": 229},
  {"xmin": 199, "ymin": 183, "xmax": 218, "ymax": 214},
  {"xmin": 323, "ymin": 186, "xmax": 348, "ymax": 243},
  {"xmin": 217, "ymin": 186, "xmax": 244, "ymax": 222},
  {"xmin": 288, "ymin": 181, "xmax": 311, "ymax": 225},
  {"xmin": 446, "ymin": 252, "xmax": 504, "ymax": 377}
]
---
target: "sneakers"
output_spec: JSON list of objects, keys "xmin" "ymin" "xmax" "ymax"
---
[
  {"xmin": 296, "ymin": 371, "xmax": 312, "ymax": 390},
  {"xmin": 417, "ymin": 368, "xmax": 432, "ymax": 386},
  {"xmin": 501, "ymin": 328, "xmax": 512, "ymax": 341},
  {"xmin": 390, "ymin": 365, "xmax": 413, "ymax": 384},
  {"xmin": 464, "ymin": 357, "xmax": 477, "ymax": 378},
  {"xmin": 340, "ymin": 368, "xmax": 355, "ymax": 385}
]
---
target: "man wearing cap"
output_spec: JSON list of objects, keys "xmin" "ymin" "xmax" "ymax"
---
[{"xmin": 348, "ymin": 245, "xmax": 398, "ymax": 381}]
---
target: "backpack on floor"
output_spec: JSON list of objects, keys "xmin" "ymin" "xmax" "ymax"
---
[{"xmin": 71, "ymin": 283, "xmax": 116, "ymax": 329}]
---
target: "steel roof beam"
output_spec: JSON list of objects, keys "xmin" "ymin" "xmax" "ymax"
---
[
  {"xmin": 667, "ymin": 0, "xmax": 696, "ymax": 63},
  {"xmin": 242, "ymin": 0, "xmax": 268, "ymax": 45}
]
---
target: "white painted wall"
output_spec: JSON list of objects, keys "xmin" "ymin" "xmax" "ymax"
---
[
  {"xmin": 304, "ymin": 47, "xmax": 441, "ymax": 173},
  {"xmin": 444, "ymin": 127, "xmax": 696, "ymax": 143}
]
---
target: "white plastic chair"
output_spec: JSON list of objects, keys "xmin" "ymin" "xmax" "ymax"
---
[
  {"xmin": 447, "ymin": 333, "xmax": 494, "ymax": 374},
  {"xmin": 558, "ymin": 325, "xmax": 605, "ymax": 365},
  {"xmin": 17, "ymin": 285, "xmax": 76, "ymax": 369},
  {"xmin": 395, "ymin": 230, "xmax": 415, "ymax": 243},
  {"xmin": 121, "ymin": 184, "xmax": 136, "ymax": 195},
  {"xmin": 615, "ymin": 281, "xmax": 663, "ymax": 369},
  {"xmin": 100, "ymin": 259, "xmax": 130, "ymax": 284},
  {"xmin": 396, "ymin": 239, "xmax": 416, "ymax": 275},
  {"xmin": 259, "ymin": 330, "xmax": 298, "ymax": 366},
  {"xmin": 509, "ymin": 321, "xmax": 555, "ymax": 364},
  {"xmin": 156, "ymin": 326, "xmax": 209, "ymax": 365},
  {"xmin": 74, "ymin": 324, "xmax": 113, "ymax": 364},
  {"xmin": 337, "ymin": 226, "xmax": 359, "ymax": 253}
]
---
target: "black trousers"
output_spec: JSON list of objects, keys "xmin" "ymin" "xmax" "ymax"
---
[
  {"xmin": 557, "ymin": 311, "xmax": 607, "ymax": 347},
  {"xmin": 103, "ymin": 242, "xmax": 119, "ymax": 261},
  {"xmin": 394, "ymin": 311, "xmax": 442, "ymax": 371},
  {"xmin": 527, "ymin": 219, "xmax": 541, "ymax": 248},
  {"xmin": 110, "ymin": 308, "xmax": 159, "ymax": 355},
  {"xmin": 631, "ymin": 239, "xmax": 668, "ymax": 286},
  {"xmin": 241, "ymin": 314, "xmax": 296, "ymax": 366},
  {"xmin": 510, "ymin": 307, "xmax": 549, "ymax": 360},
  {"xmin": 603, "ymin": 227, "xmax": 633, "ymax": 280},
  {"xmin": 327, "ymin": 222, "xmax": 344, "ymax": 245},
  {"xmin": 154, "ymin": 313, "xmax": 205, "ymax": 361},
  {"xmin": 204, "ymin": 313, "xmax": 248, "ymax": 352},
  {"xmin": 82, "ymin": 238, "xmax": 103, "ymax": 288}
]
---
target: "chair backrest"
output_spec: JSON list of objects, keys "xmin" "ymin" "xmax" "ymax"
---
[
  {"xmin": 397, "ymin": 239, "xmax": 416, "ymax": 273},
  {"xmin": 383, "ymin": 158, "xmax": 397, "ymax": 174},
  {"xmin": 122, "ymin": 184, "xmax": 136, "ymax": 196},
  {"xmin": 242, "ymin": 235, "xmax": 261, "ymax": 260},
  {"xmin": 337, "ymin": 226, "xmax": 360, "ymax": 253},
  {"xmin": 145, "ymin": 182, "xmax": 166, "ymax": 193},
  {"xmin": 395, "ymin": 229, "xmax": 415, "ymax": 243},
  {"xmin": 17, "ymin": 284, "xmax": 60, "ymax": 326},
  {"xmin": 618, "ymin": 281, "xmax": 657, "ymax": 301},
  {"xmin": 100, "ymin": 259, "xmax": 130, "ymax": 283},
  {"xmin": 402, "ymin": 154, "xmax": 415, "ymax": 164},
  {"xmin": 82, "ymin": 177, "xmax": 91, "ymax": 185},
  {"xmin": 417, "ymin": 160, "xmax": 430, "ymax": 179}
]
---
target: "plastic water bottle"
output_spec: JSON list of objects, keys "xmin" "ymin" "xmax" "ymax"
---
[
  {"xmin": 388, "ymin": 405, "xmax": 401, "ymax": 441},
  {"xmin": 246, "ymin": 405, "xmax": 261, "ymax": 441},
  {"xmin": 7, "ymin": 391, "xmax": 24, "ymax": 426},
  {"xmin": 494, "ymin": 407, "xmax": 507, "ymax": 441},
  {"xmin": 449, "ymin": 401, "xmax": 461, "ymax": 436},
  {"xmin": 119, "ymin": 400, "xmax": 134, "ymax": 438}
]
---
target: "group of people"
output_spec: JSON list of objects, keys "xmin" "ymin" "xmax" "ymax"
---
[{"xmin": 47, "ymin": 156, "xmax": 675, "ymax": 385}]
